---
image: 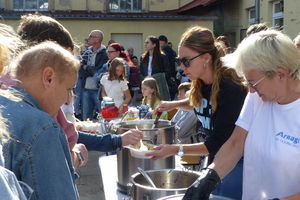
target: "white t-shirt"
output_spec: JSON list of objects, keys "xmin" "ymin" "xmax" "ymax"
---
[
  {"xmin": 236, "ymin": 92, "xmax": 300, "ymax": 200},
  {"xmin": 100, "ymin": 74, "xmax": 128, "ymax": 108},
  {"xmin": 147, "ymin": 56, "xmax": 153, "ymax": 76}
]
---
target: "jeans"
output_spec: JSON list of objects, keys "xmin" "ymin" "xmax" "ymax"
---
[
  {"xmin": 74, "ymin": 77, "xmax": 85, "ymax": 115},
  {"xmin": 212, "ymin": 158, "xmax": 243, "ymax": 200},
  {"xmin": 82, "ymin": 89, "xmax": 100, "ymax": 120}
]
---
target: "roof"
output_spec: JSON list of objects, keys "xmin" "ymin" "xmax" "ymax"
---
[
  {"xmin": 178, "ymin": 0, "xmax": 219, "ymax": 12},
  {"xmin": 0, "ymin": 10, "xmax": 217, "ymax": 21}
]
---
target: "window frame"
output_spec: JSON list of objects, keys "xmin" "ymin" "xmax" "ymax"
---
[
  {"xmin": 108, "ymin": 0, "xmax": 142, "ymax": 13},
  {"xmin": 248, "ymin": 7, "xmax": 256, "ymax": 26},
  {"xmin": 272, "ymin": 0, "xmax": 284, "ymax": 29},
  {"xmin": 13, "ymin": 0, "xmax": 48, "ymax": 11}
]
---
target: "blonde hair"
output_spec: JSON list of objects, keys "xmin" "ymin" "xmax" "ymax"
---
[
  {"xmin": 234, "ymin": 30, "xmax": 300, "ymax": 80},
  {"xmin": 0, "ymin": 24, "xmax": 23, "ymax": 142},
  {"xmin": 142, "ymin": 77, "xmax": 161, "ymax": 110},
  {"xmin": 179, "ymin": 26, "xmax": 246, "ymax": 112},
  {"xmin": 11, "ymin": 41, "xmax": 80, "ymax": 82},
  {"xmin": 178, "ymin": 82, "xmax": 191, "ymax": 93}
]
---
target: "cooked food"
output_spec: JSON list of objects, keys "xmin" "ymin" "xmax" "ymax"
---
[{"xmin": 132, "ymin": 141, "xmax": 154, "ymax": 151}]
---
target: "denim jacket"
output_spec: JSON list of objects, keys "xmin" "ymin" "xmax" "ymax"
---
[{"xmin": 1, "ymin": 86, "xmax": 79, "ymax": 200}]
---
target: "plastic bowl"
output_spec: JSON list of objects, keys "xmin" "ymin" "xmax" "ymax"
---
[{"xmin": 125, "ymin": 146, "xmax": 154, "ymax": 159}]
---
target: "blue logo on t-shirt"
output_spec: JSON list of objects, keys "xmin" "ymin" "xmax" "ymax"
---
[{"xmin": 275, "ymin": 132, "xmax": 300, "ymax": 147}]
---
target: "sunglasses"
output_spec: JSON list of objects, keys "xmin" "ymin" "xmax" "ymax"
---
[{"xmin": 175, "ymin": 52, "xmax": 206, "ymax": 67}]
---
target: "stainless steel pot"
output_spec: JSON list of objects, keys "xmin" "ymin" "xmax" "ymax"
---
[
  {"xmin": 130, "ymin": 169, "xmax": 200, "ymax": 200},
  {"xmin": 157, "ymin": 194, "xmax": 235, "ymax": 200},
  {"xmin": 116, "ymin": 120, "xmax": 176, "ymax": 194}
]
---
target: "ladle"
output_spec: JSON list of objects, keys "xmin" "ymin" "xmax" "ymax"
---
[
  {"xmin": 137, "ymin": 167, "xmax": 157, "ymax": 188},
  {"xmin": 152, "ymin": 112, "xmax": 162, "ymax": 129}
]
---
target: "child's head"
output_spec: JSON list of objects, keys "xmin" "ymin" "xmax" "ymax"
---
[
  {"xmin": 178, "ymin": 82, "xmax": 191, "ymax": 100},
  {"xmin": 142, "ymin": 77, "xmax": 160, "ymax": 98},
  {"xmin": 108, "ymin": 57, "xmax": 125, "ymax": 81},
  {"xmin": 141, "ymin": 77, "xmax": 161, "ymax": 109}
]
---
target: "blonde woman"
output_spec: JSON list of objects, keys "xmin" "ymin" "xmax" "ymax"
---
[{"xmin": 148, "ymin": 26, "xmax": 247, "ymax": 199}]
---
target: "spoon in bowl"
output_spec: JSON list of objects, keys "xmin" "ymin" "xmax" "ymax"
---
[
  {"xmin": 138, "ymin": 167, "xmax": 157, "ymax": 188},
  {"xmin": 136, "ymin": 125, "xmax": 148, "ymax": 150}
]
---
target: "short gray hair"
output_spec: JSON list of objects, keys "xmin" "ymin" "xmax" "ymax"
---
[{"xmin": 233, "ymin": 30, "xmax": 300, "ymax": 79}]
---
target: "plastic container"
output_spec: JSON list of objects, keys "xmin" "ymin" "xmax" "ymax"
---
[
  {"xmin": 101, "ymin": 102, "xmax": 119, "ymax": 119},
  {"xmin": 125, "ymin": 146, "xmax": 154, "ymax": 159}
]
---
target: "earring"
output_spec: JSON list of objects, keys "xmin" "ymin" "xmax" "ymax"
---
[{"xmin": 203, "ymin": 62, "xmax": 208, "ymax": 69}]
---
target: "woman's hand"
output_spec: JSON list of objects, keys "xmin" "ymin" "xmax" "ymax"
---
[
  {"xmin": 121, "ymin": 129, "xmax": 144, "ymax": 146},
  {"xmin": 155, "ymin": 101, "xmax": 176, "ymax": 113},
  {"xmin": 145, "ymin": 144, "xmax": 178, "ymax": 160}
]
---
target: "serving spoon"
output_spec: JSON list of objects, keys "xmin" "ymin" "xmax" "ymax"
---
[
  {"xmin": 152, "ymin": 112, "xmax": 162, "ymax": 129},
  {"xmin": 136, "ymin": 125, "xmax": 148, "ymax": 150},
  {"xmin": 138, "ymin": 167, "xmax": 157, "ymax": 188}
]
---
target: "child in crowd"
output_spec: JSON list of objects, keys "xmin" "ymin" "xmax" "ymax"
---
[
  {"xmin": 141, "ymin": 77, "xmax": 168, "ymax": 120},
  {"xmin": 171, "ymin": 82, "xmax": 198, "ymax": 143},
  {"xmin": 100, "ymin": 57, "xmax": 131, "ymax": 113}
]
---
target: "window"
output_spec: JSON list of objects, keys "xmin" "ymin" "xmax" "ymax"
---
[
  {"xmin": 248, "ymin": 7, "xmax": 256, "ymax": 26},
  {"xmin": 108, "ymin": 0, "xmax": 142, "ymax": 12},
  {"xmin": 272, "ymin": 0, "xmax": 284, "ymax": 30},
  {"xmin": 13, "ymin": 0, "xmax": 48, "ymax": 10}
]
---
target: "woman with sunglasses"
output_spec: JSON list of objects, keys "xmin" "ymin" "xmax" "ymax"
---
[
  {"xmin": 147, "ymin": 26, "xmax": 247, "ymax": 199},
  {"xmin": 140, "ymin": 35, "xmax": 171, "ymax": 100}
]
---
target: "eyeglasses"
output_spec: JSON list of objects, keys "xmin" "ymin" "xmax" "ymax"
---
[
  {"xmin": 107, "ymin": 50, "xmax": 117, "ymax": 54},
  {"xmin": 89, "ymin": 35, "xmax": 99, "ymax": 38},
  {"xmin": 175, "ymin": 52, "xmax": 206, "ymax": 68},
  {"xmin": 247, "ymin": 76, "xmax": 266, "ymax": 90}
]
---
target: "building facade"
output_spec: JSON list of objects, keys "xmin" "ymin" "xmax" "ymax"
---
[
  {"xmin": 223, "ymin": 0, "xmax": 300, "ymax": 45},
  {"xmin": 0, "ymin": 0, "xmax": 217, "ymax": 57}
]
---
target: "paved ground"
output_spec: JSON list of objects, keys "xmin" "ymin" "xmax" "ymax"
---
[{"xmin": 76, "ymin": 151, "xmax": 106, "ymax": 200}]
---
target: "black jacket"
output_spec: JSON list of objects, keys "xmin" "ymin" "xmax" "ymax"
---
[{"xmin": 139, "ymin": 53, "xmax": 171, "ymax": 79}]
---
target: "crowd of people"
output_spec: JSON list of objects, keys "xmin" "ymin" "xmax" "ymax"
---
[
  {"xmin": 74, "ymin": 31, "xmax": 180, "ymax": 121},
  {"xmin": 0, "ymin": 12, "xmax": 299, "ymax": 200}
]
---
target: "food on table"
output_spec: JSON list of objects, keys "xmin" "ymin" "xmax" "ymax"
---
[{"xmin": 75, "ymin": 120, "xmax": 101, "ymax": 134}]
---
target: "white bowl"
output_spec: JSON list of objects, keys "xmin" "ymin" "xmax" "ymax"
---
[{"xmin": 125, "ymin": 146, "xmax": 154, "ymax": 159}]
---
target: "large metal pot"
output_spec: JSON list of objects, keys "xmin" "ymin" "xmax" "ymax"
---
[
  {"xmin": 157, "ymin": 194, "xmax": 235, "ymax": 200},
  {"xmin": 130, "ymin": 169, "xmax": 200, "ymax": 200},
  {"xmin": 116, "ymin": 120, "xmax": 176, "ymax": 194}
]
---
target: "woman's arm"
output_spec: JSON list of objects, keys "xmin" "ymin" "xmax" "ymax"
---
[
  {"xmin": 209, "ymin": 126, "xmax": 247, "ymax": 179},
  {"xmin": 147, "ymin": 142, "xmax": 209, "ymax": 160},
  {"xmin": 157, "ymin": 98, "xmax": 193, "ymax": 112},
  {"xmin": 182, "ymin": 126, "xmax": 247, "ymax": 200}
]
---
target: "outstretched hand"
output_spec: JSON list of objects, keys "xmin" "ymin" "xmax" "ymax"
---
[
  {"xmin": 145, "ymin": 144, "xmax": 177, "ymax": 160},
  {"xmin": 154, "ymin": 101, "xmax": 175, "ymax": 114}
]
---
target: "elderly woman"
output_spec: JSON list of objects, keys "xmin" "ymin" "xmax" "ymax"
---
[
  {"xmin": 183, "ymin": 30, "xmax": 300, "ymax": 200},
  {"xmin": 1, "ymin": 42, "xmax": 80, "ymax": 200}
]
